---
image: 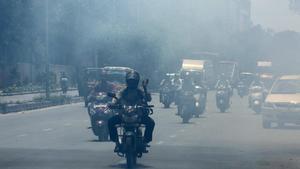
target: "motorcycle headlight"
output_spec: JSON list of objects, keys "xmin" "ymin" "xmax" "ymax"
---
[{"xmin": 254, "ymin": 100, "xmax": 260, "ymax": 105}]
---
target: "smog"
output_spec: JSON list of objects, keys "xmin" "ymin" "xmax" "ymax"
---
[{"xmin": 1, "ymin": 0, "xmax": 300, "ymax": 169}]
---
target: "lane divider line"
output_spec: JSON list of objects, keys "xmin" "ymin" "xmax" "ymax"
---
[
  {"xmin": 43, "ymin": 128, "xmax": 53, "ymax": 132},
  {"xmin": 17, "ymin": 134, "xmax": 28, "ymax": 137},
  {"xmin": 169, "ymin": 134, "xmax": 177, "ymax": 138}
]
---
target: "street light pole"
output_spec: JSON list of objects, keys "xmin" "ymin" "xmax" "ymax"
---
[{"xmin": 45, "ymin": 0, "xmax": 50, "ymax": 99}]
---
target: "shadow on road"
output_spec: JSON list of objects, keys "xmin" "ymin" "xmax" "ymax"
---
[
  {"xmin": 87, "ymin": 139, "xmax": 111, "ymax": 143},
  {"xmin": 109, "ymin": 163, "xmax": 153, "ymax": 169},
  {"xmin": 275, "ymin": 125, "xmax": 300, "ymax": 130}
]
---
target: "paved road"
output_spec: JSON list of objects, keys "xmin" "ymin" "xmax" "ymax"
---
[
  {"xmin": 0, "ymin": 90, "xmax": 79, "ymax": 103},
  {"xmin": 1, "ymin": 92, "xmax": 300, "ymax": 169}
]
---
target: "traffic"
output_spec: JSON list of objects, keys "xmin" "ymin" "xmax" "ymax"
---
[
  {"xmin": 74, "ymin": 58, "xmax": 298, "ymax": 168},
  {"xmin": 1, "ymin": 1, "xmax": 300, "ymax": 169}
]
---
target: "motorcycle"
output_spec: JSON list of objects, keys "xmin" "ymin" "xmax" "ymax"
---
[
  {"xmin": 194, "ymin": 85, "xmax": 207, "ymax": 117},
  {"xmin": 178, "ymin": 90, "xmax": 195, "ymax": 123},
  {"xmin": 160, "ymin": 86, "xmax": 173, "ymax": 108},
  {"xmin": 108, "ymin": 93, "xmax": 154, "ymax": 169},
  {"xmin": 237, "ymin": 81, "xmax": 248, "ymax": 98},
  {"xmin": 216, "ymin": 85, "xmax": 230, "ymax": 113},
  {"xmin": 88, "ymin": 92, "xmax": 112, "ymax": 141},
  {"xmin": 248, "ymin": 86, "xmax": 265, "ymax": 114}
]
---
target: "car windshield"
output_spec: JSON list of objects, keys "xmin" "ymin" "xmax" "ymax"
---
[{"xmin": 271, "ymin": 79, "xmax": 300, "ymax": 94}]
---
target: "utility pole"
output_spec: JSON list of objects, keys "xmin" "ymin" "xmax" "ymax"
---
[{"xmin": 45, "ymin": 0, "xmax": 50, "ymax": 99}]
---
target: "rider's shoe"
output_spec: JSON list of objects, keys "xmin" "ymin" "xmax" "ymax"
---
[
  {"xmin": 142, "ymin": 142, "xmax": 150, "ymax": 153},
  {"xmin": 114, "ymin": 144, "xmax": 121, "ymax": 153}
]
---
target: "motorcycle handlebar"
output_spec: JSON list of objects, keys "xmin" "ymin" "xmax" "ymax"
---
[{"xmin": 108, "ymin": 104, "xmax": 154, "ymax": 109}]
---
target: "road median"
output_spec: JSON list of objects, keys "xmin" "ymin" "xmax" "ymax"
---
[{"xmin": 0, "ymin": 96, "xmax": 83, "ymax": 114}]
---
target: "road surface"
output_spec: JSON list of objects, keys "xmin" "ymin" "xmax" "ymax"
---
[{"xmin": 0, "ymin": 92, "xmax": 300, "ymax": 169}]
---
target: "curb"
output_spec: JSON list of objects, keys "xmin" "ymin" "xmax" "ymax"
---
[
  {"xmin": 0, "ymin": 97, "xmax": 83, "ymax": 114},
  {"xmin": 0, "ymin": 88, "xmax": 78, "ymax": 96}
]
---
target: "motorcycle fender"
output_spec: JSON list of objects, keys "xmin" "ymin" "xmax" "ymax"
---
[{"xmin": 124, "ymin": 132, "xmax": 136, "ymax": 150}]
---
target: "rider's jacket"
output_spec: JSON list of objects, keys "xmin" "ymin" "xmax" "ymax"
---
[
  {"xmin": 116, "ymin": 88, "xmax": 151, "ymax": 106},
  {"xmin": 215, "ymin": 80, "xmax": 231, "ymax": 89}
]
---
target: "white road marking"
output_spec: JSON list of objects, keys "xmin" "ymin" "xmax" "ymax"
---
[
  {"xmin": 169, "ymin": 134, "xmax": 177, "ymax": 138},
  {"xmin": 17, "ymin": 134, "xmax": 28, "ymax": 137},
  {"xmin": 43, "ymin": 128, "xmax": 53, "ymax": 132},
  {"xmin": 64, "ymin": 123, "xmax": 72, "ymax": 126},
  {"xmin": 179, "ymin": 129, "xmax": 185, "ymax": 132},
  {"xmin": 156, "ymin": 141, "xmax": 164, "ymax": 145}
]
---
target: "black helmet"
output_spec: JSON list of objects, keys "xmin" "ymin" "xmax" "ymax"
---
[{"xmin": 126, "ymin": 70, "xmax": 140, "ymax": 89}]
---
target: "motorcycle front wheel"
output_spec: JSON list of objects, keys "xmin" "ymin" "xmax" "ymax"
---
[
  {"xmin": 125, "ymin": 137, "xmax": 137, "ymax": 169},
  {"xmin": 98, "ymin": 127, "xmax": 109, "ymax": 141},
  {"xmin": 181, "ymin": 107, "xmax": 191, "ymax": 123}
]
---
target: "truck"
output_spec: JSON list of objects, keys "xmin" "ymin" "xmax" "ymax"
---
[
  {"xmin": 180, "ymin": 59, "xmax": 216, "ymax": 88},
  {"xmin": 257, "ymin": 61, "xmax": 275, "ymax": 89}
]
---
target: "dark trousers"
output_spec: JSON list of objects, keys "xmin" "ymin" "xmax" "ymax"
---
[{"xmin": 108, "ymin": 115, "xmax": 155, "ymax": 143}]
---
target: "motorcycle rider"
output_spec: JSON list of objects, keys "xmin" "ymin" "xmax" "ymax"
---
[
  {"xmin": 177, "ymin": 72, "xmax": 195, "ymax": 115},
  {"xmin": 159, "ymin": 74, "xmax": 173, "ymax": 102},
  {"xmin": 60, "ymin": 72, "xmax": 69, "ymax": 94},
  {"xmin": 194, "ymin": 76, "xmax": 208, "ymax": 97},
  {"xmin": 172, "ymin": 74, "xmax": 182, "ymax": 105},
  {"xmin": 108, "ymin": 71, "xmax": 155, "ymax": 152},
  {"xmin": 250, "ymin": 74, "xmax": 265, "ymax": 89},
  {"xmin": 249, "ymin": 74, "xmax": 267, "ymax": 104},
  {"xmin": 215, "ymin": 73, "xmax": 232, "ymax": 93}
]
